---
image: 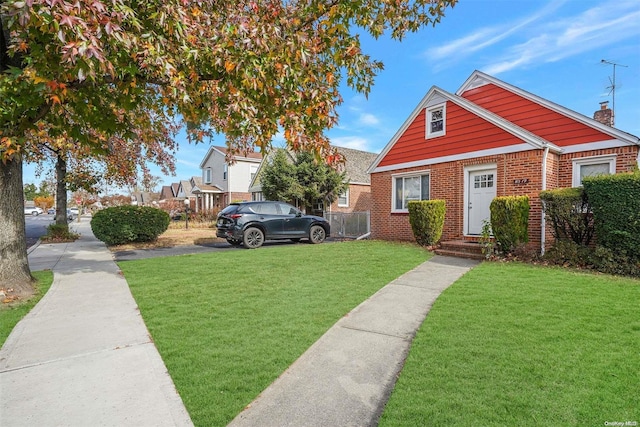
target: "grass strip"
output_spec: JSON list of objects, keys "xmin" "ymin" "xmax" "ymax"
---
[
  {"xmin": 379, "ymin": 262, "xmax": 640, "ymax": 426},
  {"xmin": 0, "ymin": 271, "xmax": 54, "ymax": 347},
  {"xmin": 119, "ymin": 240, "xmax": 429, "ymax": 426}
]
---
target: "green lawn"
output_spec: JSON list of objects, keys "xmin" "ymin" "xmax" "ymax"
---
[
  {"xmin": 0, "ymin": 271, "xmax": 54, "ymax": 347},
  {"xmin": 379, "ymin": 262, "xmax": 640, "ymax": 426},
  {"xmin": 118, "ymin": 240, "xmax": 430, "ymax": 426}
]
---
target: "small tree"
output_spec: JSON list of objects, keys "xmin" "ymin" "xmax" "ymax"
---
[{"xmin": 261, "ymin": 149, "xmax": 347, "ymax": 213}]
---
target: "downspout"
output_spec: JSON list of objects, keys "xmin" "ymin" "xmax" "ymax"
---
[{"xmin": 540, "ymin": 145, "xmax": 550, "ymax": 256}]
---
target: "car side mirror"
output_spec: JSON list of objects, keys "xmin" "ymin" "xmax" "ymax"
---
[{"xmin": 295, "ymin": 211, "xmax": 302, "ymax": 217}]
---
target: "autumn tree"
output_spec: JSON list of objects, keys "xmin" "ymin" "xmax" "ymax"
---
[{"xmin": 0, "ymin": 0, "xmax": 456, "ymax": 296}]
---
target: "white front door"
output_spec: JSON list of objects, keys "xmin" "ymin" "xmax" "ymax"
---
[{"xmin": 467, "ymin": 169, "xmax": 496, "ymax": 235}]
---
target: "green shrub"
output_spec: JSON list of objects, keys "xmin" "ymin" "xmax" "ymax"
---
[
  {"xmin": 583, "ymin": 172, "xmax": 640, "ymax": 261},
  {"xmin": 589, "ymin": 246, "xmax": 640, "ymax": 277},
  {"xmin": 91, "ymin": 206, "xmax": 170, "ymax": 246},
  {"xmin": 408, "ymin": 200, "xmax": 446, "ymax": 247},
  {"xmin": 543, "ymin": 240, "xmax": 592, "ymax": 268},
  {"xmin": 489, "ymin": 196, "xmax": 529, "ymax": 253},
  {"xmin": 539, "ymin": 187, "xmax": 593, "ymax": 246}
]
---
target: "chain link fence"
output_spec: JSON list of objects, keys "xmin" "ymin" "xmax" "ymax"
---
[{"xmin": 325, "ymin": 211, "xmax": 370, "ymax": 239}]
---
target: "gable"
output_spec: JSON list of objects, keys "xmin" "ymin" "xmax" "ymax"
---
[
  {"xmin": 376, "ymin": 100, "xmax": 526, "ymax": 168},
  {"xmin": 461, "ymin": 83, "xmax": 613, "ymax": 147}
]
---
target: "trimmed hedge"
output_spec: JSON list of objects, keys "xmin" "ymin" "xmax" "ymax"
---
[
  {"xmin": 489, "ymin": 195, "xmax": 529, "ymax": 253},
  {"xmin": 539, "ymin": 187, "xmax": 593, "ymax": 246},
  {"xmin": 408, "ymin": 200, "xmax": 446, "ymax": 247},
  {"xmin": 91, "ymin": 205, "xmax": 170, "ymax": 246},
  {"xmin": 583, "ymin": 172, "xmax": 640, "ymax": 260}
]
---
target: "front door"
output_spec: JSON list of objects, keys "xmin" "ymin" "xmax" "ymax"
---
[{"xmin": 467, "ymin": 169, "xmax": 496, "ymax": 235}]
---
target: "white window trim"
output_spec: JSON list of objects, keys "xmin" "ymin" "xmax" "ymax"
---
[
  {"xmin": 571, "ymin": 155, "xmax": 616, "ymax": 187},
  {"xmin": 391, "ymin": 169, "xmax": 431, "ymax": 213},
  {"xmin": 204, "ymin": 168, "xmax": 212, "ymax": 184},
  {"xmin": 223, "ymin": 164, "xmax": 228, "ymax": 180},
  {"xmin": 426, "ymin": 103, "xmax": 446, "ymax": 139},
  {"xmin": 338, "ymin": 188, "xmax": 349, "ymax": 207}
]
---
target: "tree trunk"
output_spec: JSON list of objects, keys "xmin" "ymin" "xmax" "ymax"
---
[
  {"xmin": 55, "ymin": 154, "xmax": 69, "ymax": 228},
  {"xmin": 0, "ymin": 156, "xmax": 35, "ymax": 298}
]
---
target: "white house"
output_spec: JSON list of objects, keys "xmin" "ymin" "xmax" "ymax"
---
[{"xmin": 193, "ymin": 146, "xmax": 263, "ymax": 212}]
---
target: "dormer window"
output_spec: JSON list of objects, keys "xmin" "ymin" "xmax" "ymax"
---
[{"xmin": 426, "ymin": 104, "xmax": 446, "ymax": 138}]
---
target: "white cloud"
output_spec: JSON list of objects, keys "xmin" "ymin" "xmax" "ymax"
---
[
  {"xmin": 426, "ymin": 0, "xmax": 565, "ymax": 62},
  {"xmin": 358, "ymin": 113, "xmax": 380, "ymax": 126},
  {"xmin": 330, "ymin": 136, "xmax": 371, "ymax": 151},
  {"xmin": 483, "ymin": 1, "xmax": 640, "ymax": 74}
]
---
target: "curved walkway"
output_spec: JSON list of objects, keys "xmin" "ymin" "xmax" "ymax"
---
[{"xmin": 1, "ymin": 222, "xmax": 478, "ymax": 426}]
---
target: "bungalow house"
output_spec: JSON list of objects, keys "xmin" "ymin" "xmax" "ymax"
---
[
  {"xmin": 248, "ymin": 146, "xmax": 377, "ymax": 214},
  {"xmin": 194, "ymin": 146, "xmax": 263, "ymax": 213},
  {"xmin": 367, "ymin": 70, "xmax": 640, "ymax": 254}
]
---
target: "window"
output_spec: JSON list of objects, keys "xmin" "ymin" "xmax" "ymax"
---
[
  {"xmin": 572, "ymin": 155, "xmax": 616, "ymax": 186},
  {"xmin": 252, "ymin": 192, "xmax": 263, "ymax": 201},
  {"xmin": 250, "ymin": 165, "xmax": 258, "ymax": 183},
  {"xmin": 338, "ymin": 189, "xmax": 349, "ymax": 207},
  {"xmin": 426, "ymin": 104, "xmax": 445, "ymax": 138},
  {"xmin": 393, "ymin": 173, "xmax": 430, "ymax": 212},
  {"xmin": 204, "ymin": 168, "xmax": 212, "ymax": 184},
  {"xmin": 223, "ymin": 164, "xmax": 228, "ymax": 180}
]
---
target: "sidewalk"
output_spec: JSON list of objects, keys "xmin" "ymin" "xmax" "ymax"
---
[
  {"xmin": 0, "ymin": 221, "xmax": 193, "ymax": 427},
  {"xmin": 1, "ymin": 221, "xmax": 478, "ymax": 427}
]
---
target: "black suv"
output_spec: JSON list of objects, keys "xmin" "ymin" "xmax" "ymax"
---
[{"xmin": 216, "ymin": 201, "xmax": 330, "ymax": 249}]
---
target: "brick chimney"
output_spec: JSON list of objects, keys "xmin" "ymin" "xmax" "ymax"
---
[{"xmin": 593, "ymin": 101, "xmax": 613, "ymax": 127}]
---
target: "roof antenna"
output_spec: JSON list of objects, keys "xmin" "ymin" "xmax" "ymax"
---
[{"xmin": 600, "ymin": 59, "xmax": 628, "ymax": 127}]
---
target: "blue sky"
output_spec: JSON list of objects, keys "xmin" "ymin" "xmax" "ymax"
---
[{"xmin": 23, "ymin": 0, "xmax": 640, "ymax": 191}]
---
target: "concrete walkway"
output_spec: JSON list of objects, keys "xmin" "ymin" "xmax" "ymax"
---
[
  {"xmin": 228, "ymin": 255, "xmax": 479, "ymax": 427},
  {"xmin": 0, "ymin": 221, "xmax": 193, "ymax": 427},
  {"xmin": 1, "ymin": 221, "xmax": 478, "ymax": 427}
]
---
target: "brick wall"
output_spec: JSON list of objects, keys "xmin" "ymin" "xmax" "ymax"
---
[
  {"xmin": 328, "ymin": 183, "xmax": 372, "ymax": 213},
  {"xmin": 371, "ymin": 145, "xmax": 639, "ymax": 252}
]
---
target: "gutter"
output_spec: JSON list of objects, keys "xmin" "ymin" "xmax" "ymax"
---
[{"xmin": 540, "ymin": 145, "xmax": 550, "ymax": 256}]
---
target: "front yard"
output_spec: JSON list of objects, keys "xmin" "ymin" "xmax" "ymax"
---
[
  {"xmin": 118, "ymin": 240, "xmax": 429, "ymax": 426},
  {"xmin": 380, "ymin": 262, "xmax": 640, "ymax": 426},
  {"xmin": 119, "ymin": 241, "xmax": 640, "ymax": 426}
]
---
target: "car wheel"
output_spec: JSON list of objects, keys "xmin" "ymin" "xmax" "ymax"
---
[
  {"xmin": 31, "ymin": 211, "xmax": 38, "ymax": 216},
  {"xmin": 309, "ymin": 225, "xmax": 326, "ymax": 244},
  {"xmin": 226, "ymin": 238, "xmax": 242, "ymax": 247},
  {"xmin": 243, "ymin": 227, "xmax": 264, "ymax": 249}
]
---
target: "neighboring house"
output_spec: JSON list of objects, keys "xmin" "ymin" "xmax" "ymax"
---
[
  {"xmin": 158, "ymin": 185, "xmax": 177, "ymax": 204},
  {"xmin": 248, "ymin": 146, "xmax": 377, "ymax": 214},
  {"xmin": 130, "ymin": 191, "xmax": 158, "ymax": 206},
  {"xmin": 176, "ymin": 179, "xmax": 197, "ymax": 209},
  {"xmin": 195, "ymin": 146, "xmax": 263, "ymax": 212},
  {"xmin": 326, "ymin": 146, "xmax": 378, "ymax": 214},
  {"xmin": 367, "ymin": 70, "xmax": 640, "ymax": 253}
]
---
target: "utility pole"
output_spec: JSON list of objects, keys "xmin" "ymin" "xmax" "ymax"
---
[{"xmin": 601, "ymin": 59, "xmax": 628, "ymax": 127}]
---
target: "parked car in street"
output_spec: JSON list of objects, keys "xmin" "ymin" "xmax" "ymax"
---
[
  {"xmin": 47, "ymin": 208, "xmax": 55, "ymax": 215},
  {"xmin": 24, "ymin": 206, "xmax": 44, "ymax": 216},
  {"xmin": 216, "ymin": 201, "xmax": 330, "ymax": 249},
  {"xmin": 69, "ymin": 207, "xmax": 79, "ymax": 216}
]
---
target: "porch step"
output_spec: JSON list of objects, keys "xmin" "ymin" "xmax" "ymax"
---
[{"xmin": 435, "ymin": 240, "xmax": 486, "ymax": 261}]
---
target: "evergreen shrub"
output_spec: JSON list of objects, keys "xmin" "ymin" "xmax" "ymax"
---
[
  {"xmin": 91, "ymin": 205, "xmax": 170, "ymax": 246},
  {"xmin": 489, "ymin": 196, "xmax": 529, "ymax": 253},
  {"xmin": 539, "ymin": 187, "xmax": 593, "ymax": 246},
  {"xmin": 408, "ymin": 200, "xmax": 446, "ymax": 247},
  {"xmin": 583, "ymin": 172, "xmax": 640, "ymax": 261}
]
